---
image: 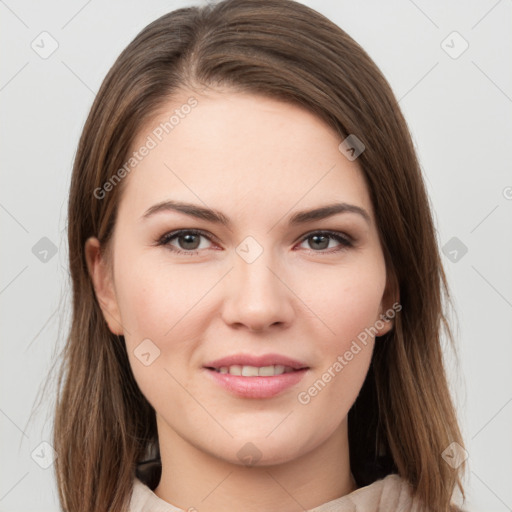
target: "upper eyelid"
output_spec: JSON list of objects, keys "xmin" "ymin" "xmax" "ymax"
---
[
  {"xmin": 159, "ymin": 228, "xmax": 219, "ymax": 245},
  {"xmin": 159, "ymin": 228, "xmax": 353, "ymax": 248}
]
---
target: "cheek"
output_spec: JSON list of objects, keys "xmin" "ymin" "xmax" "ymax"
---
[
  {"xmin": 307, "ymin": 255, "xmax": 387, "ymax": 346},
  {"xmin": 113, "ymin": 253, "xmax": 212, "ymax": 396},
  {"xmin": 114, "ymin": 252, "xmax": 206, "ymax": 338},
  {"xmin": 297, "ymin": 257, "xmax": 385, "ymax": 412}
]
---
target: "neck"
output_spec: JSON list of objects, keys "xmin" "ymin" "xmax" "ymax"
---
[{"xmin": 154, "ymin": 418, "xmax": 357, "ymax": 512}]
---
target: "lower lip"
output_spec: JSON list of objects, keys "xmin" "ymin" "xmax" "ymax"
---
[{"xmin": 204, "ymin": 368, "xmax": 308, "ymax": 399}]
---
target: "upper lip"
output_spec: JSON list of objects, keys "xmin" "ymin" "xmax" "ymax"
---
[{"xmin": 204, "ymin": 353, "xmax": 309, "ymax": 370}]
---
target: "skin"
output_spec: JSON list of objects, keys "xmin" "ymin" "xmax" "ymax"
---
[{"xmin": 86, "ymin": 88, "xmax": 397, "ymax": 512}]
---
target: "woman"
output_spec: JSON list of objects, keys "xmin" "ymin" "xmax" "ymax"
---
[{"xmin": 53, "ymin": 0, "xmax": 467, "ymax": 510}]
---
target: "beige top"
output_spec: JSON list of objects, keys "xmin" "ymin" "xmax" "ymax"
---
[{"xmin": 128, "ymin": 473, "xmax": 426, "ymax": 511}]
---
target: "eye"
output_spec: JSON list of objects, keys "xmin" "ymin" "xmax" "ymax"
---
[
  {"xmin": 156, "ymin": 229, "xmax": 216, "ymax": 255},
  {"xmin": 296, "ymin": 231, "xmax": 353, "ymax": 253},
  {"xmin": 155, "ymin": 229, "xmax": 354, "ymax": 256}
]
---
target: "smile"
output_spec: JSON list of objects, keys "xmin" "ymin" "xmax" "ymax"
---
[
  {"xmin": 208, "ymin": 364, "xmax": 296, "ymax": 376},
  {"xmin": 204, "ymin": 365, "xmax": 309, "ymax": 399}
]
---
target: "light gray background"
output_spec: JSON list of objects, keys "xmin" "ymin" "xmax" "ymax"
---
[{"xmin": 1, "ymin": 0, "xmax": 511, "ymax": 510}]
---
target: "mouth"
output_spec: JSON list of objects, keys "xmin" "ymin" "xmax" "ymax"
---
[
  {"xmin": 203, "ymin": 354, "xmax": 310, "ymax": 399},
  {"xmin": 205, "ymin": 364, "xmax": 301, "ymax": 377},
  {"xmin": 203, "ymin": 353, "xmax": 309, "ymax": 372}
]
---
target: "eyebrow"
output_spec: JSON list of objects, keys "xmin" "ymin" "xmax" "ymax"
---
[{"xmin": 141, "ymin": 199, "xmax": 371, "ymax": 226}]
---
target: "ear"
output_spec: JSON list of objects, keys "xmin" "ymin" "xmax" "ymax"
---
[
  {"xmin": 375, "ymin": 269, "xmax": 400, "ymax": 337},
  {"xmin": 85, "ymin": 237, "xmax": 124, "ymax": 335}
]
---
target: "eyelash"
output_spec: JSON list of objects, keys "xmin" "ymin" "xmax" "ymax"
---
[{"xmin": 155, "ymin": 229, "xmax": 354, "ymax": 256}]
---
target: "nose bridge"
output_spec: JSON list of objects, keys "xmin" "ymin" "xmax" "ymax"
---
[{"xmin": 222, "ymin": 240, "xmax": 294, "ymax": 330}]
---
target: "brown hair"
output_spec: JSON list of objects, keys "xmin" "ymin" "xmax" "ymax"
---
[{"xmin": 51, "ymin": 0, "xmax": 466, "ymax": 510}]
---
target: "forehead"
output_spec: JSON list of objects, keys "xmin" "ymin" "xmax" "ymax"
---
[{"xmin": 120, "ymin": 90, "xmax": 373, "ymax": 222}]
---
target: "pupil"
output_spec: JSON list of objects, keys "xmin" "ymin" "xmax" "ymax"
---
[
  {"xmin": 310, "ymin": 235, "xmax": 328, "ymax": 250},
  {"xmin": 180, "ymin": 234, "xmax": 200, "ymax": 250},
  {"xmin": 177, "ymin": 234, "xmax": 330, "ymax": 251}
]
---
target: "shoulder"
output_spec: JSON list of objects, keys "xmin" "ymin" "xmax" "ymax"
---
[
  {"xmin": 309, "ymin": 474, "xmax": 467, "ymax": 512},
  {"xmin": 308, "ymin": 473, "xmax": 423, "ymax": 512},
  {"xmin": 128, "ymin": 473, "xmax": 465, "ymax": 512},
  {"xmin": 128, "ymin": 477, "xmax": 183, "ymax": 512}
]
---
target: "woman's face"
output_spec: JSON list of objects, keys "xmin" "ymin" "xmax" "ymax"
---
[{"xmin": 88, "ymin": 89, "xmax": 394, "ymax": 466}]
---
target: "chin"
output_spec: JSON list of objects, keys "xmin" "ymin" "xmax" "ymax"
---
[{"xmin": 209, "ymin": 433, "xmax": 312, "ymax": 468}]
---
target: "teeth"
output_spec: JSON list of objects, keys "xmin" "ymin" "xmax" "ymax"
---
[
  {"xmin": 259, "ymin": 365, "xmax": 279, "ymax": 376},
  {"xmin": 242, "ymin": 365, "xmax": 259, "ymax": 377},
  {"xmin": 229, "ymin": 365, "xmax": 242, "ymax": 376},
  {"xmin": 215, "ymin": 364, "xmax": 296, "ymax": 376}
]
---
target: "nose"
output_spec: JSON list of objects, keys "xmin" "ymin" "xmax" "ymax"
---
[{"xmin": 221, "ymin": 249, "xmax": 295, "ymax": 332}]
